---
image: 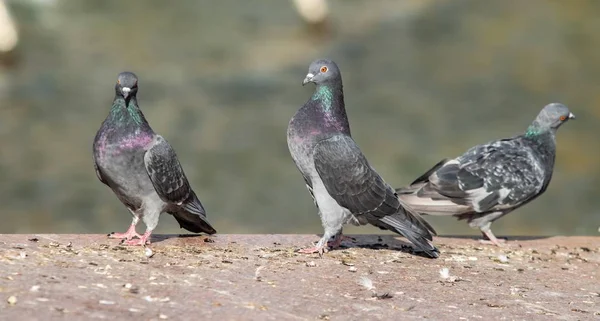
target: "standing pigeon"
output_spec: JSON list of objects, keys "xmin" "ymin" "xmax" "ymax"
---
[
  {"xmin": 396, "ymin": 103, "xmax": 574, "ymax": 246},
  {"xmin": 287, "ymin": 59, "xmax": 439, "ymax": 257},
  {"xmin": 93, "ymin": 72, "xmax": 216, "ymax": 246}
]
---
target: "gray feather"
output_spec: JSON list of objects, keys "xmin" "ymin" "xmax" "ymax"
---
[
  {"xmin": 287, "ymin": 59, "xmax": 438, "ymax": 257},
  {"xmin": 397, "ymin": 103, "xmax": 574, "ymax": 233}
]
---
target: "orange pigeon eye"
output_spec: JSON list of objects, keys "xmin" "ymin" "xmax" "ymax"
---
[
  {"xmin": 320, "ymin": 66, "xmax": 328, "ymax": 73},
  {"xmin": 559, "ymin": 115, "xmax": 566, "ymax": 121}
]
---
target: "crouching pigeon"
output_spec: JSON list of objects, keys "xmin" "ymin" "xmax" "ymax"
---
[{"xmin": 396, "ymin": 103, "xmax": 574, "ymax": 246}]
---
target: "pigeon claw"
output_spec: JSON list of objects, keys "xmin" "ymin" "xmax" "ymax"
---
[
  {"xmin": 478, "ymin": 238, "xmax": 507, "ymax": 247},
  {"xmin": 122, "ymin": 237, "xmax": 151, "ymax": 246},
  {"xmin": 108, "ymin": 231, "xmax": 142, "ymax": 241},
  {"xmin": 480, "ymin": 230, "xmax": 507, "ymax": 247},
  {"xmin": 327, "ymin": 234, "xmax": 354, "ymax": 249},
  {"xmin": 297, "ymin": 245, "xmax": 329, "ymax": 257},
  {"xmin": 107, "ymin": 224, "xmax": 142, "ymax": 241}
]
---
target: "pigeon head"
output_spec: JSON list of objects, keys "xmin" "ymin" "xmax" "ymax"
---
[
  {"xmin": 115, "ymin": 72, "xmax": 139, "ymax": 103},
  {"xmin": 534, "ymin": 103, "xmax": 575, "ymax": 129},
  {"xmin": 302, "ymin": 59, "xmax": 341, "ymax": 86},
  {"xmin": 526, "ymin": 103, "xmax": 574, "ymax": 137}
]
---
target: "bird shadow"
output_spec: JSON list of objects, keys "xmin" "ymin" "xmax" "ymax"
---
[
  {"xmin": 437, "ymin": 235, "xmax": 554, "ymax": 242},
  {"xmin": 324, "ymin": 234, "xmax": 555, "ymax": 258},
  {"xmin": 150, "ymin": 233, "xmax": 214, "ymax": 244},
  {"xmin": 326, "ymin": 235, "xmax": 437, "ymax": 259}
]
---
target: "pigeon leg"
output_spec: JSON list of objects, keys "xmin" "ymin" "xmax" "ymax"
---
[
  {"xmin": 298, "ymin": 233, "xmax": 331, "ymax": 257},
  {"xmin": 297, "ymin": 245, "xmax": 328, "ymax": 255},
  {"xmin": 108, "ymin": 217, "xmax": 141, "ymax": 240},
  {"xmin": 123, "ymin": 209, "xmax": 159, "ymax": 246},
  {"xmin": 326, "ymin": 231, "xmax": 353, "ymax": 249},
  {"xmin": 479, "ymin": 229, "xmax": 506, "ymax": 246},
  {"xmin": 123, "ymin": 230, "xmax": 152, "ymax": 246}
]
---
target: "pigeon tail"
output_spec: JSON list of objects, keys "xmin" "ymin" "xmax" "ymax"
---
[
  {"xmin": 396, "ymin": 193, "xmax": 471, "ymax": 217},
  {"xmin": 375, "ymin": 204, "xmax": 439, "ymax": 258},
  {"xmin": 172, "ymin": 209, "xmax": 217, "ymax": 234},
  {"xmin": 172, "ymin": 192, "xmax": 217, "ymax": 235},
  {"xmin": 380, "ymin": 214, "xmax": 439, "ymax": 258},
  {"xmin": 396, "ymin": 158, "xmax": 472, "ymax": 216}
]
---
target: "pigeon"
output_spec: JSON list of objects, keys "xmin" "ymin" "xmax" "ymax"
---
[
  {"xmin": 93, "ymin": 72, "xmax": 216, "ymax": 246},
  {"xmin": 287, "ymin": 59, "xmax": 439, "ymax": 257},
  {"xmin": 396, "ymin": 103, "xmax": 575, "ymax": 246}
]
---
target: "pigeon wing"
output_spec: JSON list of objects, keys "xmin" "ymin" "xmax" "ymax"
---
[
  {"xmin": 312, "ymin": 135, "xmax": 438, "ymax": 257},
  {"xmin": 143, "ymin": 135, "xmax": 194, "ymax": 207},
  {"xmin": 431, "ymin": 139, "xmax": 546, "ymax": 212}
]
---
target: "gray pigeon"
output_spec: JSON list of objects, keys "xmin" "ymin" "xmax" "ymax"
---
[
  {"xmin": 287, "ymin": 59, "xmax": 439, "ymax": 257},
  {"xmin": 396, "ymin": 103, "xmax": 574, "ymax": 246},
  {"xmin": 93, "ymin": 72, "xmax": 216, "ymax": 246}
]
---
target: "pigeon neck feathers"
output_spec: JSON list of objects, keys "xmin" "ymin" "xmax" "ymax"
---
[
  {"xmin": 308, "ymin": 83, "xmax": 350, "ymax": 135},
  {"xmin": 108, "ymin": 96, "xmax": 151, "ymax": 131},
  {"xmin": 524, "ymin": 120, "xmax": 556, "ymax": 140}
]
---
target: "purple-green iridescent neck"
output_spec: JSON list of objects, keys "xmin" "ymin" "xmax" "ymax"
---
[
  {"xmin": 525, "ymin": 122, "xmax": 553, "ymax": 138},
  {"xmin": 109, "ymin": 96, "xmax": 144, "ymax": 126},
  {"xmin": 311, "ymin": 83, "xmax": 343, "ymax": 112}
]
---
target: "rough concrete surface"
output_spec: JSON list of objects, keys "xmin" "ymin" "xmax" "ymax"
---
[{"xmin": 0, "ymin": 234, "xmax": 598, "ymax": 320}]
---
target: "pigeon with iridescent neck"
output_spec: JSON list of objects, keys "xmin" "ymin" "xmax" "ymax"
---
[
  {"xmin": 287, "ymin": 59, "xmax": 439, "ymax": 257},
  {"xmin": 93, "ymin": 72, "xmax": 216, "ymax": 246},
  {"xmin": 396, "ymin": 103, "xmax": 574, "ymax": 246}
]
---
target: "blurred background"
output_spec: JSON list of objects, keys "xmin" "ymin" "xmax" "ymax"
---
[{"xmin": 0, "ymin": 0, "xmax": 598, "ymax": 237}]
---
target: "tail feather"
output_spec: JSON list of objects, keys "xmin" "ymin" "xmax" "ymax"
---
[
  {"xmin": 371, "ymin": 200, "xmax": 439, "ymax": 258},
  {"xmin": 171, "ymin": 191, "xmax": 217, "ymax": 235},
  {"xmin": 396, "ymin": 158, "xmax": 471, "ymax": 216},
  {"xmin": 396, "ymin": 158, "xmax": 450, "ymax": 195},
  {"xmin": 409, "ymin": 158, "xmax": 451, "ymax": 186},
  {"xmin": 379, "ymin": 213, "xmax": 439, "ymax": 258},
  {"xmin": 399, "ymin": 193, "xmax": 471, "ymax": 216}
]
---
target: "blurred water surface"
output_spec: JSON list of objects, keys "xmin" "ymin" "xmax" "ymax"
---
[{"xmin": 0, "ymin": 0, "xmax": 598, "ymax": 236}]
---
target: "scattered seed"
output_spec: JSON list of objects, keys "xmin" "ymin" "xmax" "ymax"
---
[
  {"xmin": 144, "ymin": 247, "xmax": 154, "ymax": 258},
  {"xmin": 99, "ymin": 300, "xmax": 115, "ymax": 305},
  {"xmin": 496, "ymin": 255, "xmax": 509, "ymax": 263},
  {"xmin": 7, "ymin": 296, "xmax": 17, "ymax": 305}
]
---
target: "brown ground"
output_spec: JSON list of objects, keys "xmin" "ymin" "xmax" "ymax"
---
[{"xmin": 0, "ymin": 234, "xmax": 598, "ymax": 320}]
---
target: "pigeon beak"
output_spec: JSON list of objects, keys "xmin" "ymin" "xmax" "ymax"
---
[
  {"xmin": 568, "ymin": 112, "xmax": 575, "ymax": 120},
  {"xmin": 121, "ymin": 87, "xmax": 131, "ymax": 99},
  {"xmin": 302, "ymin": 73, "xmax": 314, "ymax": 86}
]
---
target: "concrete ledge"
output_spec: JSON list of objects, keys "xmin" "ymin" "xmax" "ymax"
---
[{"xmin": 0, "ymin": 234, "xmax": 598, "ymax": 320}]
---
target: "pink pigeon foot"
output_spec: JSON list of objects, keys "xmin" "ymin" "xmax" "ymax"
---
[
  {"xmin": 108, "ymin": 224, "xmax": 142, "ymax": 240},
  {"xmin": 297, "ymin": 244, "xmax": 328, "ymax": 257},
  {"xmin": 479, "ymin": 230, "xmax": 507, "ymax": 247},
  {"xmin": 327, "ymin": 234, "xmax": 353, "ymax": 249},
  {"xmin": 122, "ymin": 231, "xmax": 152, "ymax": 246}
]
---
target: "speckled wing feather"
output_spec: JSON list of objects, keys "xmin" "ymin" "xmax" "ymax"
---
[
  {"xmin": 144, "ymin": 135, "xmax": 215, "ymax": 234},
  {"xmin": 313, "ymin": 135, "xmax": 438, "ymax": 256},
  {"xmin": 144, "ymin": 136, "xmax": 193, "ymax": 206},
  {"xmin": 426, "ymin": 138, "xmax": 547, "ymax": 212}
]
